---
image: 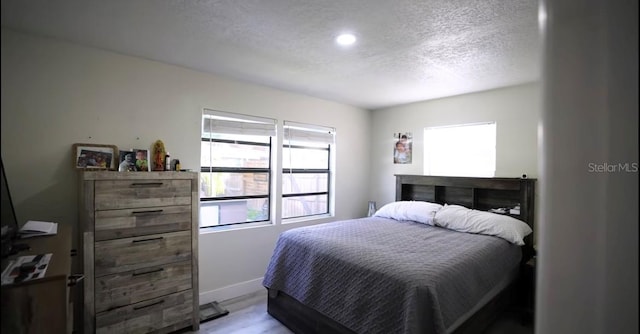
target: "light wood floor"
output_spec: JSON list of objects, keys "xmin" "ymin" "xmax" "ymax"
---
[{"xmin": 180, "ymin": 290, "xmax": 533, "ymax": 334}]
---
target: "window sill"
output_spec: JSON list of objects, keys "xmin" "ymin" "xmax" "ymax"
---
[
  {"xmin": 198, "ymin": 213, "xmax": 335, "ymax": 234},
  {"xmin": 282, "ymin": 213, "xmax": 333, "ymax": 225},
  {"xmin": 199, "ymin": 220, "xmax": 274, "ymax": 234}
]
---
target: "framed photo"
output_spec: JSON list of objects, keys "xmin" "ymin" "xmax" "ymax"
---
[
  {"xmin": 118, "ymin": 150, "xmax": 137, "ymax": 172},
  {"xmin": 72, "ymin": 143, "xmax": 117, "ymax": 170},
  {"xmin": 133, "ymin": 149, "xmax": 150, "ymax": 171},
  {"xmin": 393, "ymin": 132, "xmax": 412, "ymax": 164}
]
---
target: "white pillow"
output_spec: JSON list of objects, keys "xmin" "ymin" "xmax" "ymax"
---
[
  {"xmin": 434, "ymin": 204, "xmax": 532, "ymax": 245},
  {"xmin": 374, "ymin": 201, "xmax": 443, "ymax": 225}
]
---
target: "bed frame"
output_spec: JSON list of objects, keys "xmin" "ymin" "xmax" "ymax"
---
[{"xmin": 267, "ymin": 175, "xmax": 536, "ymax": 334}]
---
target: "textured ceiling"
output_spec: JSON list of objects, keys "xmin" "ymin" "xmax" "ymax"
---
[{"xmin": 0, "ymin": 0, "xmax": 541, "ymax": 110}]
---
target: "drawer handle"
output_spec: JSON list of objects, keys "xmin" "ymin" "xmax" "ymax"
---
[
  {"xmin": 132, "ymin": 268, "xmax": 164, "ymax": 277},
  {"xmin": 132, "ymin": 209, "xmax": 164, "ymax": 215},
  {"xmin": 67, "ymin": 274, "xmax": 85, "ymax": 287},
  {"xmin": 130, "ymin": 182, "xmax": 164, "ymax": 187},
  {"xmin": 132, "ymin": 236, "xmax": 164, "ymax": 244},
  {"xmin": 133, "ymin": 300, "xmax": 164, "ymax": 311}
]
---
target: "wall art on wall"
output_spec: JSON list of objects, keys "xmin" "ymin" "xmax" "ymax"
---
[{"xmin": 393, "ymin": 132, "xmax": 412, "ymax": 164}]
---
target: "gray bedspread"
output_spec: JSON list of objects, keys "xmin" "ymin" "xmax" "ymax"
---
[{"xmin": 262, "ymin": 217, "xmax": 522, "ymax": 334}]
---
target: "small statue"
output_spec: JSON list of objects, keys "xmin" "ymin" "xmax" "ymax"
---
[{"xmin": 152, "ymin": 140, "xmax": 166, "ymax": 171}]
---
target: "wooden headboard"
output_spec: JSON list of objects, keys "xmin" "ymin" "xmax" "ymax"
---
[{"xmin": 395, "ymin": 175, "xmax": 536, "ymax": 249}]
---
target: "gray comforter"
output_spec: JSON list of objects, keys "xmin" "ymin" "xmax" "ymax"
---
[{"xmin": 262, "ymin": 217, "xmax": 521, "ymax": 334}]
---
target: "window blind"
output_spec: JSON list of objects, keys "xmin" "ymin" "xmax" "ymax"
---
[
  {"xmin": 203, "ymin": 109, "xmax": 276, "ymax": 137},
  {"xmin": 283, "ymin": 121, "xmax": 335, "ymax": 145}
]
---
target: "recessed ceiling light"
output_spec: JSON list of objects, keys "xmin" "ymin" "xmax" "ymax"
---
[{"xmin": 335, "ymin": 33, "xmax": 357, "ymax": 46}]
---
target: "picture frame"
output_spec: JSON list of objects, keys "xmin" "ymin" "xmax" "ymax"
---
[
  {"xmin": 72, "ymin": 143, "xmax": 118, "ymax": 170},
  {"xmin": 118, "ymin": 150, "xmax": 137, "ymax": 172},
  {"xmin": 393, "ymin": 132, "xmax": 412, "ymax": 164},
  {"xmin": 133, "ymin": 149, "xmax": 150, "ymax": 172}
]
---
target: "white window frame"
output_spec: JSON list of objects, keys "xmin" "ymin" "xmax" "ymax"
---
[
  {"xmin": 200, "ymin": 109, "xmax": 276, "ymax": 229},
  {"xmin": 282, "ymin": 121, "xmax": 335, "ymax": 221},
  {"xmin": 424, "ymin": 122, "xmax": 497, "ymax": 177}
]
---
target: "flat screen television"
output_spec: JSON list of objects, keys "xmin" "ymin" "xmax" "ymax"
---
[{"xmin": 1, "ymin": 158, "xmax": 20, "ymax": 259}]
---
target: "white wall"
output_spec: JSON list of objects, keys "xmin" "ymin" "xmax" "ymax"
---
[
  {"xmin": 0, "ymin": 29, "xmax": 371, "ymax": 302},
  {"xmin": 369, "ymin": 83, "xmax": 540, "ymax": 206},
  {"xmin": 537, "ymin": 0, "xmax": 638, "ymax": 333}
]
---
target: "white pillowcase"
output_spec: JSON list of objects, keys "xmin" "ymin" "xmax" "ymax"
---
[
  {"xmin": 434, "ymin": 204, "xmax": 532, "ymax": 245},
  {"xmin": 374, "ymin": 201, "xmax": 443, "ymax": 225}
]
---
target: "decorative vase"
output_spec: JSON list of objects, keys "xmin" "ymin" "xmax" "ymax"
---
[{"xmin": 367, "ymin": 201, "xmax": 377, "ymax": 217}]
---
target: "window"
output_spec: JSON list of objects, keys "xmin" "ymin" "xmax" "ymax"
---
[
  {"xmin": 424, "ymin": 122, "xmax": 496, "ymax": 177},
  {"xmin": 200, "ymin": 109, "xmax": 276, "ymax": 228},
  {"xmin": 282, "ymin": 121, "xmax": 335, "ymax": 219}
]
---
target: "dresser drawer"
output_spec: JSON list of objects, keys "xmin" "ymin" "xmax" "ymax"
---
[
  {"xmin": 95, "ymin": 179, "xmax": 191, "ymax": 210},
  {"xmin": 96, "ymin": 289, "xmax": 193, "ymax": 334},
  {"xmin": 95, "ymin": 260, "xmax": 192, "ymax": 313},
  {"xmin": 95, "ymin": 231, "xmax": 192, "ymax": 276},
  {"xmin": 95, "ymin": 205, "xmax": 192, "ymax": 241}
]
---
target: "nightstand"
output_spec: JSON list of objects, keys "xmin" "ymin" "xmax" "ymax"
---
[{"xmin": 518, "ymin": 256, "xmax": 536, "ymax": 324}]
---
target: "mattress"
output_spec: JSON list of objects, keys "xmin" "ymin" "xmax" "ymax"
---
[{"xmin": 262, "ymin": 217, "xmax": 522, "ymax": 334}]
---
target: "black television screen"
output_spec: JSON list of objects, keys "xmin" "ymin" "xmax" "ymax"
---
[{"xmin": 1, "ymin": 158, "xmax": 20, "ymax": 258}]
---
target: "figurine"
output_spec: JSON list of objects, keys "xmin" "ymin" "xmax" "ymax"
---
[{"xmin": 152, "ymin": 140, "xmax": 166, "ymax": 171}]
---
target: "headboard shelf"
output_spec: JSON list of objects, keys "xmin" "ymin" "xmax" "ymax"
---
[{"xmin": 395, "ymin": 175, "xmax": 536, "ymax": 248}]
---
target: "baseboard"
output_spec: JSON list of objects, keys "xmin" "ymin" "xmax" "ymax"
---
[{"xmin": 199, "ymin": 277, "xmax": 265, "ymax": 305}]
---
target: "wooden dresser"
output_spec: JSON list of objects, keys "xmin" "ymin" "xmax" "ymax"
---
[{"xmin": 79, "ymin": 171, "xmax": 200, "ymax": 334}]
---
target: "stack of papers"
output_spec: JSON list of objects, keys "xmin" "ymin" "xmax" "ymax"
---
[
  {"xmin": 1, "ymin": 253, "xmax": 52, "ymax": 285},
  {"xmin": 19, "ymin": 221, "xmax": 58, "ymax": 238}
]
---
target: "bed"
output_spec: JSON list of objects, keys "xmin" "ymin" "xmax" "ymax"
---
[{"xmin": 263, "ymin": 175, "xmax": 536, "ymax": 334}]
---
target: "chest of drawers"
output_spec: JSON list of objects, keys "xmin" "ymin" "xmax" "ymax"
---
[{"xmin": 79, "ymin": 171, "xmax": 199, "ymax": 333}]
